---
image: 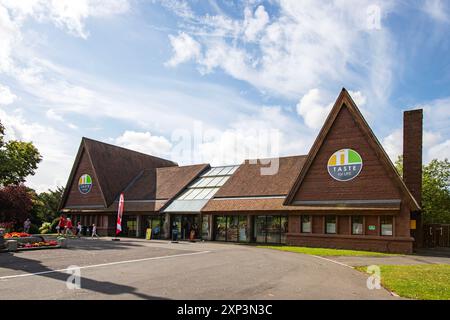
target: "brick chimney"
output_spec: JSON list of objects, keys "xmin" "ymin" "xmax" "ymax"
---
[
  {"xmin": 403, "ymin": 109, "xmax": 423, "ymax": 205},
  {"xmin": 403, "ymin": 109, "xmax": 423, "ymax": 247}
]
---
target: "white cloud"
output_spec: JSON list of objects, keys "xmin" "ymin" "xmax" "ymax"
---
[
  {"xmin": 46, "ymin": 108, "xmax": 64, "ymax": 121},
  {"xmin": 165, "ymin": 0, "xmax": 397, "ymax": 103},
  {"xmin": 382, "ymin": 128, "xmax": 402, "ymax": 162},
  {"xmin": 165, "ymin": 32, "xmax": 202, "ymax": 67},
  {"xmin": 423, "ymin": 0, "xmax": 449, "ymax": 23},
  {"xmin": 0, "ymin": 107, "xmax": 74, "ymax": 192},
  {"xmin": 382, "ymin": 127, "xmax": 446, "ymax": 163},
  {"xmin": 243, "ymin": 5, "xmax": 269, "ymax": 42},
  {"xmin": 296, "ymin": 88, "xmax": 333, "ymax": 129},
  {"xmin": 428, "ymin": 139, "xmax": 450, "ymax": 160},
  {"xmin": 115, "ymin": 130, "xmax": 173, "ymax": 157},
  {"xmin": 0, "ymin": 84, "xmax": 17, "ymax": 105},
  {"xmin": 0, "ymin": 0, "xmax": 130, "ymax": 39}
]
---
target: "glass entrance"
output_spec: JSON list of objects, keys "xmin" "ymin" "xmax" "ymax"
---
[
  {"xmin": 214, "ymin": 215, "xmax": 249, "ymax": 242},
  {"xmin": 122, "ymin": 215, "xmax": 137, "ymax": 237},
  {"xmin": 142, "ymin": 215, "xmax": 163, "ymax": 239},
  {"xmin": 171, "ymin": 215, "xmax": 200, "ymax": 240}
]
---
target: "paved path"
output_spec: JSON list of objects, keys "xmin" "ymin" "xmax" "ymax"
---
[{"xmin": 0, "ymin": 238, "xmax": 396, "ymax": 300}]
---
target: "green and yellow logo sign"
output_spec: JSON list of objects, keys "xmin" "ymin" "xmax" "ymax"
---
[
  {"xmin": 78, "ymin": 174, "xmax": 92, "ymax": 194},
  {"xmin": 327, "ymin": 149, "xmax": 363, "ymax": 181}
]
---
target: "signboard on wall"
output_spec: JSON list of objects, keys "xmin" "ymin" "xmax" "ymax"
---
[
  {"xmin": 78, "ymin": 174, "xmax": 93, "ymax": 194},
  {"xmin": 327, "ymin": 149, "xmax": 363, "ymax": 181}
]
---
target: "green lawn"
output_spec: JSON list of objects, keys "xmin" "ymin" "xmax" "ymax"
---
[
  {"xmin": 356, "ymin": 264, "xmax": 450, "ymax": 300},
  {"xmin": 258, "ymin": 245, "xmax": 397, "ymax": 257}
]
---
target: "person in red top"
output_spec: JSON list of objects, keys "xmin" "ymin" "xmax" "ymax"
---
[
  {"xmin": 65, "ymin": 218, "xmax": 73, "ymax": 236},
  {"xmin": 57, "ymin": 215, "xmax": 66, "ymax": 236}
]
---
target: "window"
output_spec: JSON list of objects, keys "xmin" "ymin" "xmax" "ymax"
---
[
  {"xmin": 301, "ymin": 216, "xmax": 311, "ymax": 233},
  {"xmin": 214, "ymin": 216, "xmax": 227, "ymax": 241},
  {"xmin": 380, "ymin": 216, "xmax": 393, "ymax": 236},
  {"xmin": 325, "ymin": 216, "xmax": 337, "ymax": 234},
  {"xmin": 352, "ymin": 216, "xmax": 364, "ymax": 235}
]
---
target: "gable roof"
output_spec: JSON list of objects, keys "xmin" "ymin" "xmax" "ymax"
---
[
  {"xmin": 284, "ymin": 88, "xmax": 420, "ymax": 211},
  {"xmin": 59, "ymin": 137, "xmax": 177, "ymax": 209},
  {"xmin": 123, "ymin": 164, "xmax": 210, "ymax": 201},
  {"xmin": 213, "ymin": 155, "xmax": 307, "ymax": 198}
]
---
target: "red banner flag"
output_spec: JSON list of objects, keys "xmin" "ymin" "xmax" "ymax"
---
[{"xmin": 116, "ymin": 193, "xmax": 124, "ymax": 235}]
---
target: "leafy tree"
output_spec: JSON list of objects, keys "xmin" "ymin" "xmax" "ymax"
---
[
  {"xmin": 395, "ymin": 156, "xmax": 450, "ymax": 224},
  {"xmin": 30, "ymin": 186, "xmax": 65, "ymax": 223},
  {"xmin": 0, "ymin": 120, "xmax": 42, "ymax": 186},
  {"xmin": 0, "ymin": 184, "xmax": 33, "ymax": 225}
]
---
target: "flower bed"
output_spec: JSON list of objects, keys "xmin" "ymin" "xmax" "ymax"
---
[
  {"xmin": 4, "ymin": 232, "xmax": 32, "ymax": 239},
  {"xmin": 19, "ymin": 240, "xmax": 58, "ymax": 249}
]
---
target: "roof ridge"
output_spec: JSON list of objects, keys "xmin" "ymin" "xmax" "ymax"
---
[{"xmin": 82, "ymin": 137, "xmax": 177, "ymax": 166}]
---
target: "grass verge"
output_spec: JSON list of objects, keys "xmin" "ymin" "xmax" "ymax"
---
[
  {"xmin": 356, "ymin": 264, "xmax": 450, "ymax": 300},
  {"xmin": 258, "ymin": 245, "xmax": 397, "ymax": 257}
]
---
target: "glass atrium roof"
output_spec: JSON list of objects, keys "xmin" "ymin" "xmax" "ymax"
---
[{"xmin": 163, "ymin": 165, "xmax": 239, "ymax": 212}]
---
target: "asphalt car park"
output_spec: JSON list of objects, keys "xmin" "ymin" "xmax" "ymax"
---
[{"xmin": 0, "ymin": 238, "xmax": 397, "ymax": 300}]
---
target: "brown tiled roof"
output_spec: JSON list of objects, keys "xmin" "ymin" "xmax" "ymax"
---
[
  {"xmin": 213, "ymin": 156, "xmax": 307, "ymax": 198},
  {"xmin": 202, "ymin": 197, "xmax": 298, "ymax": 212},
  {"xmin": 202, "ymin": 197, "xmax": 401, "ymax": 213},
  {"xmin": 123, "ymin": 164, "xmax": 209, "ymax": 201}
]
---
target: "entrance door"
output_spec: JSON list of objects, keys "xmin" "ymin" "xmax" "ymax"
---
[
  {"xmin": 171, "ymin": 215, "xmax": 200, "ymax": 240},
  {"xmin": 142, "ymin": 216, "xmax": 162, "ymax": 239}
]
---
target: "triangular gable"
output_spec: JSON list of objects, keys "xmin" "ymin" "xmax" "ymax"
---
[
  {"xmin": 59, "ymin": 137, "xmax": 178, "ymax": 210},
  {"xmin": 284, "ymin": 88, "xmax": 420, "ymax": 211},
  {"xmin": 59, "ymin": 140, "xmax": 107, "ymax": 210}
]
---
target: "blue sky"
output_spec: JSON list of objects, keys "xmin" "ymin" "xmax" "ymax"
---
[{"xmin": 0, "ymin": 0, "xmax": 449, "ymax": 192}]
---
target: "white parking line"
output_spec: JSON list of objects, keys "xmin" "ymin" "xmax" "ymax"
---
[
  {"xmin": 311, "ymin": 255, "xmax": 354, "ymax": 269},
  {"xmin": 0, "ymin": 250, "xmax": 211, "ymax": 280}
]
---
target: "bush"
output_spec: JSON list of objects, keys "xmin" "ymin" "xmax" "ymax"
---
[
  {"xmin": 38, "ymin": 222, "xmax": 52, "ymax": 234},
  {"xmin": 29, "ymin": 223, "xmax": 39, "ymax": 234},
  {"xmin": 50, "ymin": 217, "xmax": 60, "ymax": 232}
]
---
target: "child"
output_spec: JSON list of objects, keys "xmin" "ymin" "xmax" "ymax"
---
[
  {"xmin": 76, "ymin": 222, "xmax": 82, "ymax": 238},
  {"xmin": 91, "ymin": 224, "xmax": 99, "ymax": 239}
]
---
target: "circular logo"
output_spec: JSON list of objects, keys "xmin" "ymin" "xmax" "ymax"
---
[
  {"xmin": 78, "ymin": 174, "xmax": 93, "ymax": 194},
  {"xmin": 327, "ymin": 149, "xmax": 363, "ymax": 181}
]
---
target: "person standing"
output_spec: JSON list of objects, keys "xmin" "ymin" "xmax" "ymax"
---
[
  {"xmin": 23, "ymin": 218, "xmax": 31, "ymax": 234},
  {"xmin": 57, "ymin": 215, "xmax": 66, "ymax": 236},
  {"xmin": 76, "ymin": 222, "xmax": 82, "ymax": 238},
  {"xmin": 65, "ymin": 218, "xmax": 73, "ymax": 236},
  {"xmin": 91, "ymin": 224, "xmax": 99, "ymax": 239}
]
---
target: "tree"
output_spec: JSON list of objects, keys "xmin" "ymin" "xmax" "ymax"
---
[
  {"xmin": 0, "ymin": 120, "xmax": 42, "ymax": 186},
  {"xmin": 0, "ymin": 184, "xmax": 33, "ymax": 225},
  {"xmin": 395, "ymin": 156, "xmax": 450, "ymax": 224},
  {"xmin": 30, "ymin": 186, "xmax": 65, "ymax": 223}
]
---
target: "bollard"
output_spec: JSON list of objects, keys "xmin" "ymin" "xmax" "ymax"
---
[{"xmin": 6, "ymin": 240, "xmax": 18, "ymax": 252}]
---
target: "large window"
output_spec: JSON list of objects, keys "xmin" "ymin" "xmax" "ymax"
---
[
  {"xmin": 381, "ymin": 216, "xmax": 393, "ymax": 236},
  {"xmin": 214, "ymin": 216, "xmax": 226, "ymax": 241},
  {"xmin": 352, "ymin": 216, "xmax": 364, "ymax": 235},
  {"xmin": 301, "ymin": 216, "xmax": 311, "ymax": 233},
  {"xmin": 254, "ymin": 215, "xmax": 288, "ymax": 244},
  {"xmin": 226, "ymin": 216, "xmax": 239, "ymax": 242},
  {"xmin": 238, "ymin": 216, "xmax": 248, "ymax": 242},
  {"xmin": 201, "ymin": 215, "xmax": 210, "ymax": 239},
  {"xmin": 214, "ymin": 215, "xmax": 248, "ymax": 242},
  {"xmin": 325, "ymin": 216, "xmax": 337, "ymax": 234},
  {"xmin": 266, "ymin": 216, "xmax": 281, "ymax": 243}
]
